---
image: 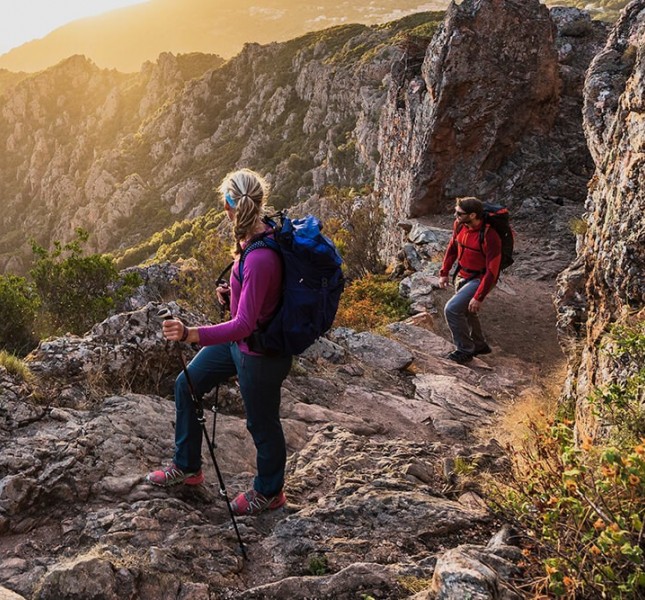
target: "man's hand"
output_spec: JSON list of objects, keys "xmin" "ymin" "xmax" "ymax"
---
[
  {"xmin": 438, "ymin": 275, "xmax": 450, "ymax": 289},
  {"xmin": 468, "ymin": 298, "xmax": 482, "ymax": 313}
]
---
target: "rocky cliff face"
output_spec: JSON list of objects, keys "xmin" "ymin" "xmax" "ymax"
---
[
  {"xmin": 0, "ymin": 52, "xmax": 223, "ymax": 273},
  {"xmin": 556, "ymin": 0, "xmax": 645, "ymax": 439},
  {"xmin": 375, "ymin": 0, "xmax": 608, "ymax": 267}
]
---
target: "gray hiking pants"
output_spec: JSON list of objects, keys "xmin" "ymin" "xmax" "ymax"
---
[{"xmin": 444, "ymin": 277, "xmax": 487, "ymax": 354}]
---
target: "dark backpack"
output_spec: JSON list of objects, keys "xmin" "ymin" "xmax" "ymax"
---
[
  {"xmin": 236, "ymin": 212, "xmax": 345, "ymax": 356},
  {"xmin": 455, "ymin": 202, "xmax": 515, "ymax": 275},
  {"xmin": 481, "ymin": 202, "xmax": 514, "ymax": 271},
  {"xmin": 453, "ymin": 202, "xmax": 515, "ymax": 280}
]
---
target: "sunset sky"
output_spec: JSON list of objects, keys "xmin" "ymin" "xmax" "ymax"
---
[{"xmin": 0, "ymin": 0, "xmax": 150, "ymax": 54}]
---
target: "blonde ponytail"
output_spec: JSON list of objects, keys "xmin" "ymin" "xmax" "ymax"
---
[{"xmin": 219, "ymin": 169, "xmax": 270, "ymax": 256}]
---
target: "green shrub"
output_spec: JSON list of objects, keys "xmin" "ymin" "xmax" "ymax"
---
[
  {"xmin": 306, "ymin": 554, "xmax": 329, "ymax": 576},
  {"xmin": 397, "ymin": 575, "xmax": 433, "ymax": 594},
  {"xmin": 491, "ymin": 322, "xmax": 645, "ymax": 599},
  {"xmin": 494, "ymin": 421, "xmax": 644, "ymax": 598},
  {"xmin": 0, "ymin": 274, "xmax": 40, "ymax": 355},
  {"xmin": 569, "ymin": 217, "xmax": 588, "ymax": 236},
  {"xmin": 30, "ymin": 228, "xmax": 141, "ymax": 336},
  {"xmin": 0, "ymin": 350, "xmax": 33, "ymax": 383},
  {"xmin": 593, "ymin": 321, "xmax": 645, "ymax": 446},
  {"xmin": 335, "ymin": 274, "xmax": 410, "ymax": 332},
  {"xmin": 323, "ymin": 186, "xmax": 385, "ymax": 279}
]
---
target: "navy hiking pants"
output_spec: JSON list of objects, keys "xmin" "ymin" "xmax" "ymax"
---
[{"xmin": 173, "ymin": 342, "xmax": 292, "ymax": 497}]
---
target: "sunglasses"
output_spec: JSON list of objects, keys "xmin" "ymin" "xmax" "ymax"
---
[{"xmin": 454, "ymin": 210, "xmax": 468, "ymax": 216}]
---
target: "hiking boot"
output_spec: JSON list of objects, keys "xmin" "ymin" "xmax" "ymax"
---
[
  {"xmin": 473, "ymin": 343, "xmax": 492, "ymax": 356},
  {"xmin": 146, "ymin": 463, "xmax": 205, "ymax": 487},
  {"xmin": 230, "ymin": 489, "xmax": 287, "ymax": 516},
  {"xmin": 446, "ymin": 350, "xmax": 473, "ymax": 364}
]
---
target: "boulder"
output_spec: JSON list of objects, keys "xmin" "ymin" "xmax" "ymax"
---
[{"xmin": 25, "ymin": 301, "xmax": 204, "ymax": 406}]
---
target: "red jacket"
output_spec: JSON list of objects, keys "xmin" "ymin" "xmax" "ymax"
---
[{"xmin": 439, "ymin": 220, "xmax": 502, "ymax": 301}]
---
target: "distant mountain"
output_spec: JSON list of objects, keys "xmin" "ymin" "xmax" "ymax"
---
[
  {"xmin": 0, "ymin": 0, "xmax": 628, "ymax": 74},
  {"xmin": 0, "ymin": 0, "xmax": 448, "ymax": 73},
  {"xmin": 553, "ymin": 0, "xmax": 631, "ymax": 21},
  {"xmin": 0, "ymin": 69, "xmax": 30, "ymax": 96}
]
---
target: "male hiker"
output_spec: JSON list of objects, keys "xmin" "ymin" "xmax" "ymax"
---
[{"xmin": 438, "ymin": 196, "xmax": 502, "ymax": 364}]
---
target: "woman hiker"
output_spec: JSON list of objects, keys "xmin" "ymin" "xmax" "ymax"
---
[{"xmin": 146, "ymin": 168, "xmax": 292, "ymax": 516}]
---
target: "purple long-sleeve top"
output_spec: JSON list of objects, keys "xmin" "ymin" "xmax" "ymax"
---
[{"xmin": 197, "ymin": 239, "xmax": 283, "ymax": 354}]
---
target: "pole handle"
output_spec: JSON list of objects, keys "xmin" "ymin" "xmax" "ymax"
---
[{"xmin": 157, "ymin": 307, "xmax": 173, "ymax": 321}]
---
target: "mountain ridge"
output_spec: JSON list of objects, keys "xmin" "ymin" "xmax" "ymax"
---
[
  {"xmin": 0, "ymin": 0, "xmax": 630, "ymax": 73},
  {"xmin": 0, "ymin": 0, "xmax": 447, "ymax": 73},
  {"xmin": 0, "ymin": 13, "xmax": 441, "ymax": 275}
]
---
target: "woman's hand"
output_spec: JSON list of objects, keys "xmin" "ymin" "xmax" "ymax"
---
[
  {"xmin": 162, "ymin": 318, "xmax": 193, "ymax": 342},
  {"xmin": 216, "ymin": 283, "xmax": 231, "ymax": 306}
]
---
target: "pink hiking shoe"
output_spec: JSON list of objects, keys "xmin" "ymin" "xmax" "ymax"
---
[
  {"xmin": 146, "ymin": 463, "xmax": 204, "ymax": 487},
  {"xmin": 230, "ymin": 489, "xmax": 287, "ymax": 516}
]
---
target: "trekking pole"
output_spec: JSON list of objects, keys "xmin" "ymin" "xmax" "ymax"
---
[{"xmin": 157, "ymin": 307, "xmax": 248, "ymax": 561}]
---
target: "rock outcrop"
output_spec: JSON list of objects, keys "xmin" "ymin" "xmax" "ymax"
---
[
  {"xmin": 25, "ymin": 301, "xmax": 202, "ymax": 407},
  {"xmin": 375, "ymin": 0, "xmax": 608, "ymax": 267},
  {"xmin": 556, "ymin": 0, "xmax": 645, "ymax": 440}
]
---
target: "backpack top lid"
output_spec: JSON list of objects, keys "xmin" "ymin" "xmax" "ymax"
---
[
  {"xmin": 480, "ymin": 202, "xmax": 509, "ymax": 219},
  {"xmin": 273, "ymin": 214, "xmax": 343, "ymax": 269}
]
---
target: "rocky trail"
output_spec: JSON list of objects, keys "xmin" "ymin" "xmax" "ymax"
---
[{"xmin": 0, "ymin": 213, "xmax": 570, "ymax": 600}]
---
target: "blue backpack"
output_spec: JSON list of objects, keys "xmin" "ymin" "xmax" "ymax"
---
[{"xmin": 236, "ymin": 212, "xmax": 345, "ymax": 356}]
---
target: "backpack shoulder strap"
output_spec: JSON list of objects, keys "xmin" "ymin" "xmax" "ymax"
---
[
  {"xmin": 216, "ymin": 261, "xmax": 234, "ymax": 285},
  {"xmin": 480, "ymin": 222, "xmax": 504, "ymax": 253},
  {"xmin": 479, "ymin": 223, "xmax": 489, "ymax": 252},
  {"xmin": 453, "ymin": 222, "xmax": 466, "ymax": 282},
  {"xmin": 237, "ymin": 233, "xmax": 280, "ymax": 283}
]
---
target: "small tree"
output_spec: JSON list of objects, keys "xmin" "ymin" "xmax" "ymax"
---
[
  {"xmin": 30, "ymin": 228, "xmax": 140, "ymax": 336},
  {"xmin": 323, "ymin": 186, "xmax": 385, "ymax": 280},
  {"xmin": 0, "ymin": 274, "xmax": 40, "ymax": 355}
]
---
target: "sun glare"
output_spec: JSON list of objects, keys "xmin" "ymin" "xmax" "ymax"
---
[{"xmin": 0, "ymin": 0, "xmax": 150, "ymax": 55}]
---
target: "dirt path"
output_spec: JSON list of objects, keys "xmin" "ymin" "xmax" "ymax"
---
[{"xmin": 453, "ymin": 274, "xmax": 568, "ymax": 443}]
